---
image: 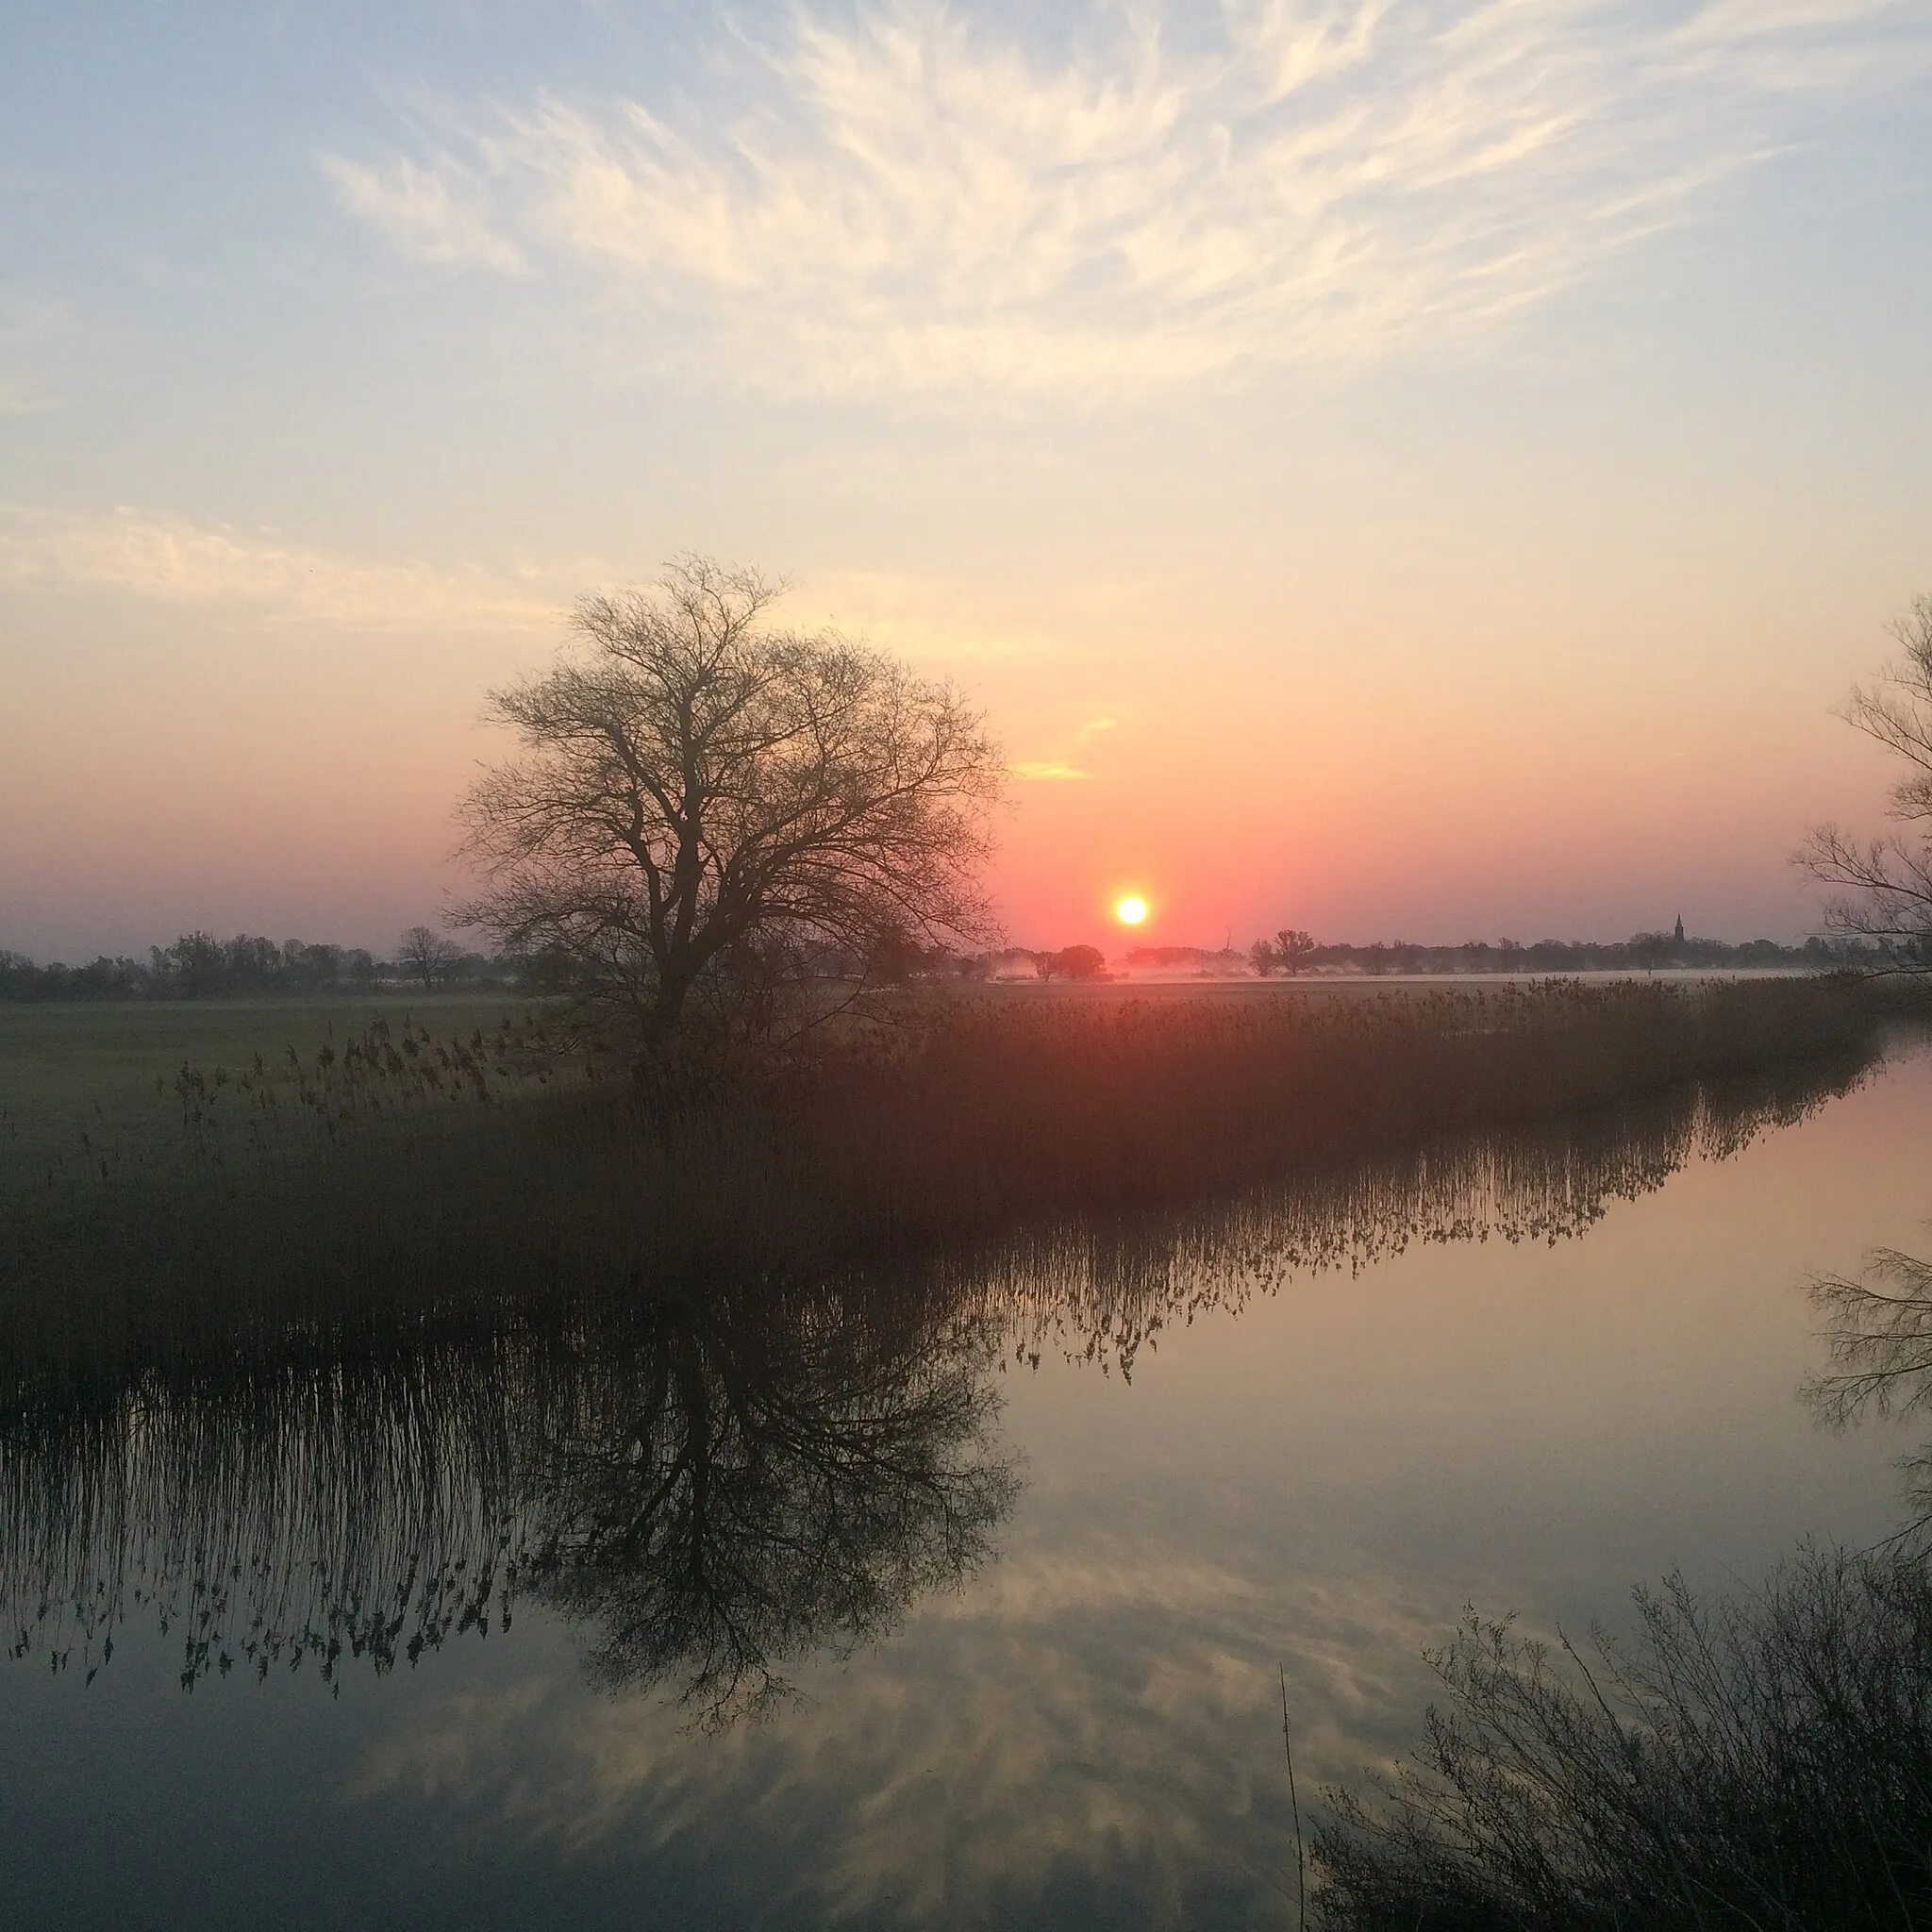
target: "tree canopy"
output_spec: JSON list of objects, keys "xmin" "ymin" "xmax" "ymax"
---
[{"xmin": 458, "ymin": 557, "xmax": 1005, "ymax": 1058}]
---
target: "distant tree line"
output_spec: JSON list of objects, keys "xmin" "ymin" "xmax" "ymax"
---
[
  {"xmin": 0, "ymin": 928, "xmax": 530, "ymax": 1003},
  {"xmin": 0, "ymin": 929, "xmax": 1125, "ymax": 1004},
  {"xmin": 1, "ymin": 924, "xmax": 1871, "ymax": 1005},
  {"xmin": 1146, "ymin": 932, "xmax": 1872, "ymax": 976}
]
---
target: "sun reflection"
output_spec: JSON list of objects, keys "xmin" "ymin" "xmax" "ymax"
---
[{"xmin": 1115, "ymin": 895, "xmax": 1148, "ymax": 925}]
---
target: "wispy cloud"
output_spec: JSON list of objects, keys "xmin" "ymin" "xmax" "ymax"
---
[
  {"xmin": 0, "ymin": 506, "xmax": 557, "ymax": 631},
  {"xmin": 319, "ymin": 152, "xmax": 527, "ymax": 274},
  {"xmin": 1013, "ymin": 713, "xmax": 1121, "ymax": 782},
  {"xmin": 321, "ymin": 0, "xmax": 1924, "ymax": 401}
]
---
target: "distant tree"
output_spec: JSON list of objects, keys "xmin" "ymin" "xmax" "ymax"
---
[
  {"xmin": 0, "ymin": 950, "xmax": 41, "ymax": 999},
  {"xmin": 152, "ymin": 932, "xmax": 227, "ymax": 998},
  {"xmin": 1249, "ymin": 938, "xmax": 1276, "ymax": 977},
  {"xmin": 1628, "ymin": 931, "xmax": 1673, "ymax": 972},
  {"xmin": 868, "ymin": 933, "xmax": 960, "ymax": 984},
  {"xmin": 398, "ymin": 924, "xmax": 462, "ymax": 992},
  {"xmin": 1051, "ymin": 944, "xmax": 1108, "ymax": 982},
  {"xmin": 1275, "ymin": 928, "xmax": 1317, "ymax": 976},
  {"xmin": 458, "ymin": 557, "xmax": 1003, "ymax": 1062},
  {"xmin": 284, "ymin": 941, "xmax": 342, "ymax": 992},
  {"xmin": 1801, "ymin": 594, "xmax": 1932, "ymax": 974}
]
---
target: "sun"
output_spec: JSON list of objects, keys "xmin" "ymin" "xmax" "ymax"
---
[{"xmin": 1114, "ymin": 894, "xmax": 1149, "ymax": 926}]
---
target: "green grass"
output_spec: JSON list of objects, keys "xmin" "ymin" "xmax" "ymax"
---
[{"xmin": 0, "ymin": 992, "xmax": 554, "ymax": 1180}]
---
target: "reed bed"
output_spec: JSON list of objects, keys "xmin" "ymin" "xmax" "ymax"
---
[
  {"xmin": 0, "ymin": 976, "xmax": 1891, "ymax": 1409},
  {"xmin": 801, "ymin": 974, "xmax": 1886, "ymax": 1225}
]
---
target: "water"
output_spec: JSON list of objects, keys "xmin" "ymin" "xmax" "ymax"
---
[{"xmin": 6, "ymin": 1051, "xmax": 1930, "ymax": 1927}]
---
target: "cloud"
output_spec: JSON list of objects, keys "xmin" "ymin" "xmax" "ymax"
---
[
  {"xmin": 321, "ymin": 0, "xmax": 1924, "ymax": 402},
  {"xmin": 0, "ymin": 506, "xmax": 557, "ymax": 632},
  {"xmin": 319, "ymin": 152, "xmax": 526, "ymax": 274},
  {"xmin": 1012, "ymin": 711, "xmax": 1123, "ymax": 780}
]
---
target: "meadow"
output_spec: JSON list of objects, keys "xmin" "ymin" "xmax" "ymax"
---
[{"xmin": 0, "ymin": 991, "xmax": 541, "ymax": 1175}]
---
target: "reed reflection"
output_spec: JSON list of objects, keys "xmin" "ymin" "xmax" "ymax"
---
[
  {"xmin": 4, "ymin": 1051, "xmax": 1874, "ymax": 1716},
  {"xmin": 980, "ymin": 1052, "xmax": 1874, "ymax": 1379},
  {"xmin": 6, "ymin": 1277, "xmax": 1014, "ymax": 1726}
]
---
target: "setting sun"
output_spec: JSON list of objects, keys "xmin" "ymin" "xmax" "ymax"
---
[{"xmin": 1114, "ymin": 895, "xmax": 1149, "ymax": 925}]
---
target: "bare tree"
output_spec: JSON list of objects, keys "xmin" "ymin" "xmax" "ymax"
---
[
  {"xmin": 398, "ymin": 924, "xmax": 461, "ymax": 992},
  {"xmin": 1800, "ymin": 594, "xmax": 1932, "ymax": 972},
  {"xmin": 458, "ymin": 556, "xmax": 1004, "ymax": 1059}
]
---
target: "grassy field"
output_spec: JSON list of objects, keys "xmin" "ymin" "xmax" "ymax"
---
[{"xmin": 0, "ymin": 992, "xmax": 551, "ymax": 1180}]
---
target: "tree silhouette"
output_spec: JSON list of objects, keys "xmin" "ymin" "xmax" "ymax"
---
[
  {"xmin": 398, "ymin": 924, "xmax": 461, "ymax": 991},
  {"xmin": 1800, "ymin": 593, "xmax": 1932, "ymax": 973},
  {"xmin": 1275, "ymin": 928, "xmax": 1316, "ymax": 976},
  {"xmin": 458, "ymin": 556, "xmax": 1005, "ymax": 1062}
]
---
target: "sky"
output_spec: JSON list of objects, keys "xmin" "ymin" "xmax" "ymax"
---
[{"xmin": 2, "ymin": 0, "xmax": 1929, "ymax": 959}]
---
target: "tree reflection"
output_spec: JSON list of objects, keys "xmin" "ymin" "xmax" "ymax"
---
[
  {"xmin": 1810, "ymin": 1247, "xmax": 1932, "ymax": 1544},
  {"xmin": 525, "ymin": 1280, "xmax": 1017, "ymax": 1724},
  {"xmin": 4, "ymin": 1280, "xmax": 1014, "ymax": 1724}
]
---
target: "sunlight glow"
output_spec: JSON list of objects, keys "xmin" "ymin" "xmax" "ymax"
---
[{"xmin": 1115, "ymin": 895, "xmax": 1148, "ymax": 926}]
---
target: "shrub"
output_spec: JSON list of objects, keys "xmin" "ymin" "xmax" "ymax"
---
[{"xmin": 1313, "ymin": 1546, "xmax": 1932, "ymax": 1930}]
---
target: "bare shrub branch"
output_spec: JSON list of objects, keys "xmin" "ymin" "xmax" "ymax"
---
[{"xmin": 1798, "ymin": 594, "xmax": 1932, "ymax": 971}]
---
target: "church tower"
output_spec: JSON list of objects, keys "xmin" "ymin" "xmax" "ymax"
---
[{"xmin": 1674, "ymin": 914, "xmax": 1684, "ymax": 942}]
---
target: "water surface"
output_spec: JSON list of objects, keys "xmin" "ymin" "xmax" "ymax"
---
[{"xmin": 6, "ymin": 1051, "xmax": 1929, "ymax": 1928}]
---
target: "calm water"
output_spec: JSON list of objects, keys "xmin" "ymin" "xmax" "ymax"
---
[{"xmin": 6, "ymin": 1050, "xmax": 1931, "ymax": 1928}]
